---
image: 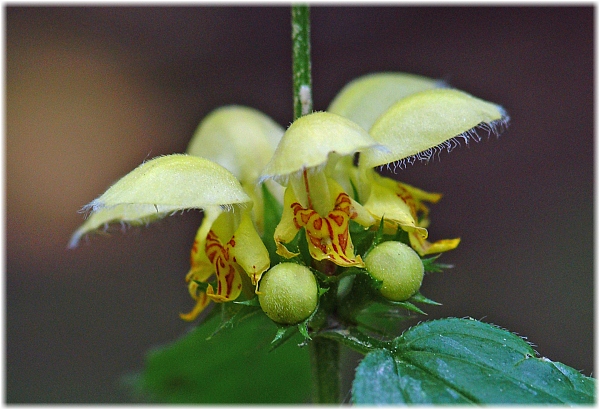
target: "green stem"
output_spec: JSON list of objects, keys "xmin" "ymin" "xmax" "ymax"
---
[
  {"xmin": 309, "ymin": 337, "xmax": 341, "ymax": 404},
  {"xmin": 292, "ymin": 5, "xmax": 340, "ymax": 403},
  {"xmin": 291, "ymin": 5, "xmax": 312, "ymax": 119}
]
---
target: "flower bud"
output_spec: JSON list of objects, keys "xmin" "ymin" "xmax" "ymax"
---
[
  {"xmin": 258, "ymin": 263, "xmax": 318, "ymax": 325},
  {"xmin": 364, "ymin": 241, "xmax": 424, "ymax": 301}
]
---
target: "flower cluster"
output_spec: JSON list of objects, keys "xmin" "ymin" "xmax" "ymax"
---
[{"xmin": 70, "ymin": 73, "xmax": 508, "ymax": 327}]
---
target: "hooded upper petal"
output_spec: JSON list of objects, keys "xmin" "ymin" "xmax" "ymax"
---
[
  {"xmin": 360, "ymin": 88, "xmax": 508, "ymax": 169},
  {"xmin": 186, "ymin": 106, "xmax": 285, "ymax": 234},
  {"xmin": 260, "ymin": 111, "xmax": 379, "ymax": 184},
  {"xmin": 327, "ymin": 72, "xmax": 440, "ymax": 132},
  {"xmin": 70, "ymin": 154, "xmax": 250, "ymax": 247},
  {"xmin": 83, "ymin": 154, "xmax": 250, "ymax": 211},
  {"xmin": 186, "ymin": 105, "xmax": 284, "ymax": 185}
]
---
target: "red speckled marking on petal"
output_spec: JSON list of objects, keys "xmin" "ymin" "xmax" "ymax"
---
[{"xmin": 289, "ymin": 192, "xmax": 361, "ymax": 266}]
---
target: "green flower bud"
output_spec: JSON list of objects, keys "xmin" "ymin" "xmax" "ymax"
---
[
  {"xmin": 364, "ymin": 241, "xmax": 424, "ymax": 301},
  {"xmin": 258, "ymin": 263, "xmax": 318, "ymax": 325}
]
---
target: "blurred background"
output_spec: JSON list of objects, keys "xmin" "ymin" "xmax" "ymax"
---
[{"xmin": 6, "ymin": 6, "xmax": 593, "ymax": 403}]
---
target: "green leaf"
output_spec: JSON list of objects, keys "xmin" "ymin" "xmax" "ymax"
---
[
  {"xmin": 270, "ymin": 325, "xmax": 299, "ymax": 350},
  {"xmin": 385, "ymin": 300, "xmax": 426, "ymax": 315},
  {"xmin": 191, "ymin": 279, "xmax": 212, "ymax": 293},
  {"xmin": 233, "ymin": 296, "xmax": 260, "ymax": 307},
  {"xmin": 349, "ymin": 220, "xmax": 375, "ymax": 257},
  {"xmin": 352, "ymin": 318, "xmax": 595, "ymax": 404},
  {"xmin": 387, "ymin": 225, "xmax": 410, "ymax": 245},
  {"xmin": 317, "ymin": 327, "xmax": 389, "ymax": 356},
  {"xmin": 361, "ymin": 217, "xmax": 386, "ymax": 259},
  {"xmin": 296, "ymin": 226, "xmax": 313, "ymax": 266},
  {"xmin": 355, "ymin": 305, "xmax": 417, "ymax": 337},
  {"xmin": 134, "ymin": 310, "xmax": 311, "ymax": 403},
  {"xmin": 353, "ymin": 350, "xmax": 409, "ymax": 403}
]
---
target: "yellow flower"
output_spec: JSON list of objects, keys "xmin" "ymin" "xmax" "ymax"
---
[
  {"xmin": 186, "ymin": 105, "xmax": 285, "ymax": 234},
  {"xmin": 328, "ymin": 73, "xmax": 508, "ymax": 255},
  {"xmin": 360, "ymin": 170, "xmax": 460, "ymax": 255},
  {"xmin": 178, "ymin": 106, "xmax": 286, "ymax": 320},
  {"xmin": 181, "ymin": 205, "xmax": 269, "ymax": 321},
  {"xmin": 256, "ymin": 73, "xmax": 507, "ymax": 265},
  {"xmin": 69, "ymin": 154, "xmax": 270, "ymax": 322},
  {"xmin": 260, "ymin": 112, "xmax": 377, "ymax": 268},
  {"xmin": 70, "ymin": 72, "xmax": 509, "ymax": 323}
]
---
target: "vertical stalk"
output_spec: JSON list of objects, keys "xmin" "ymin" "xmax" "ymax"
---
[
  {"xmin": 309, "ymin": 337, "xmax": 341, "ymax": 404},
  {"xmin": 291, "ymin": 6, "xmax": 340, "ymax": 403},
  {"xmin": 308, "ymin": 281, "xmax": 341, "ymax": 403},
  {"xmin": 291, "ymin": 5, "xmax": 312, "ymax": 119}
]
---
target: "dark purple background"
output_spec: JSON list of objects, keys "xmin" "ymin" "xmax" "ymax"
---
[{"xmin": 7, "ymin": 6, "xmax": 593, "ymax": 403}]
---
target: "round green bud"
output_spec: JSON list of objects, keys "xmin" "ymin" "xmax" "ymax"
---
[
  {"xmin": 258, "ymin": 263, "xmax": 318, "ymax": 325},
  {"xmin": 364, "ymin": 241, "xmax": 424, "ymax": 301}
]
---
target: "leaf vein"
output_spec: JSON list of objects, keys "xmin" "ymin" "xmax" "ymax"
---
[{"xmin": 397, "ymin": 350, "xmax": 572, "ymax": 403}]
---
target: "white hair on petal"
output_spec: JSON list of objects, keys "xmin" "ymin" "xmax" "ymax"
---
[
  {"xmin": 379, "ymin": 115, "xmax": 510, "ymax": 173},
  {"xmin": 257, "ymin": 172, "xmax": 288, "ymax": 186},
  {"xmin": 70, "ymin": 200, "xmax": 247, "ymax": 248},
  {"xmin": 220, "ymin": 200, "xmax": 250, "ymax": 213},
  {"xmin": 258, "ymin": 162, "xmax": 327, "ymax": 187}
]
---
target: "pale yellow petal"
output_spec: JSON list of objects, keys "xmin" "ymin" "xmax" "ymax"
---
[
  {"xmin": 203, "ymin": 229, "xmax": 243, "ymax": 304},
  {"xmin": 288, "ymin": 168, "xmax": 333, "ymax": 217},
  {"xmin": 231, "ymin": 211, "xmax": 270, "ymax": 286},
  {"xmin": 360, "ymin": 89, "xmax": 508, "ymax": 169},
  {"xmin": 179, "ymin": 292, "xmax": 211, "ymax": 322},
  {"xmin": 260, "ymin": 111, "xmax": 379, "ymax": 183},
  {"xmin": 85, "ymin": 154, "xmax": 250, "ymax": 211},
  {"xmin": 329, "ymin": 155, "xmax": 357, "ymax": 197},
  {"xmin": 397, "ymin": 181, "xmax": 442, "ymax": 204},
  {"xmin": 328, "ymin": 72, "xmax": 439, "ymax": 132},
  {"xmin": 361, "ymin": 171, "xmax": 427, "ymax": 238},
  {"xmin": 188, "ymin": 205, "xmax": 223, "ymax": 280},
  {"xmin": 274, "ymin": 187, "xmax": 302, "ymax": 259},
  {"xmin": 186, "ymin": 106, "xmax": 284, "ymax": 185},
  {"xmin": 410, "ymin": 234, "xmax": 461, "ymax": 256},
  {"xmin": 71, "ymin": 154, "xmax": 249, "ymax": 247},
  {"xmin": 328, "ymin": 177, "xmax": 374, "ymax": 228}
]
